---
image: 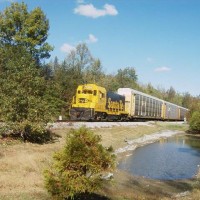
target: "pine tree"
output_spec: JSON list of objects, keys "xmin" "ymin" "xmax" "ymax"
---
[{"xmin": 44, "ymin": 127, "xmax": 116, "ymax": 199}]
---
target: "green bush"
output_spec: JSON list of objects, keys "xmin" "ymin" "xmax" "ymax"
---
[
  {"xmin": 189, "ymin": 111, "xmax": 200, "ymax": 133},
  {"xmin": 0, "ymin": 121, "xmax": 53, "ymax": 143},
  {"xmin": 44, "ymin": 126, "xmax": 116, "ymax": 199}
]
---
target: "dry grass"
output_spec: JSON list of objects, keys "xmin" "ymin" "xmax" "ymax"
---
[
  {"xmin": 95, "ymin": 125, "xmax": 164, "ymax": 150},
  {"xmin": 0, "ymin": 122, "xmax": 198, "ymax": 200},
  {"xmin": 0, "ymin": 141, "xmax": 65, "ymax": 200},
  {"xmin": 92, "ymin": 122, "xmax": 188, "ymax": 150}
]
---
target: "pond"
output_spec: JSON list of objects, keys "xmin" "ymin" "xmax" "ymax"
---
[{"xmin": 118, "ymin": 135, "xmax": 200, "ymax": 180}]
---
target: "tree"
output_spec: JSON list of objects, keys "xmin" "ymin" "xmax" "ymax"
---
[
  {"xmin": 116, "ymin": 67, "xmax": 138, "ymax": 88},
  {"xmin": 186, "ymin": 96, "xmax": 200, "ymax": 120},
  {"xmin": 44, "ymin": 127, "xmax": 116, "ymax": 199},
  {"xmin": 189, "ymin": 111, "xmax": 200, "ymax": 133},
  {"xmin": 0, "ymin": 45, "xmax": 62, "ymax": 142},
  {"xmin": 84, "ymin": 58, "xmax": 104, "ymax": 83},
  {"xmin": 0, "ymin": 2, "xmax": 53, "ymax": 62},
  {"xmin": 146, "ymin": 83, "xmax": 155, "ymax": 95},
  {"xmin": 52, "ymin": 43, "xmax": 96, "ymax": 112},
  {"xmin": 166, "ymin": 86, "xmax": 176, "ymax": 102},
  {"xmin": 0, "ymin": 3, "xmax": 63, "ymax": 142},
  {"xmin": 66, "ymin": 43, "xmax": 92, "ymax": 81},
  {"xmin": 53, "ymin": 56, "xmax": 60, "ymax": 71},
  {"xmin": 182, "ymin": 92, "xmax": 192, "ymax": 108}
]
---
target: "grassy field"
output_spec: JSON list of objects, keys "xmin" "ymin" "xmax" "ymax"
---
[{"xmin": 0, "ymin": 122, "xmax": 199, "ymax": 200}]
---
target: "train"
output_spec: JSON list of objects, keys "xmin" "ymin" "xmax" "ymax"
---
[{"xmin": 69, "ymin": 83, "xmax": 188, "ymax": 121}]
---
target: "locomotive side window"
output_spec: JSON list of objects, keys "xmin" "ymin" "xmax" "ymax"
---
[
  {"xmin": 78, "ymin": 90, "xmax": 81, "ymax": 94},
  {"xmin": 93, "ymin": 90, "xmax": 97, "ymax": 96},
  {"xmin": 99, "ymin": 92, "xmax": 105, "ymax": 99}
]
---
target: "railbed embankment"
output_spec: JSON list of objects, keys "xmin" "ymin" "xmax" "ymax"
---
[{"xmin": 50, "ymin": 121, "xmax": 187, "ymax": 154}]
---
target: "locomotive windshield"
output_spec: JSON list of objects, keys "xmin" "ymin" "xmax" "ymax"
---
[{"xmin": 78, "ymin": 90, "xmax": 97, "ymax": 95}]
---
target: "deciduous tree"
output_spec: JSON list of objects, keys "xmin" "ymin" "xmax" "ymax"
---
[
  {"xmin": 189, "ymin": 111, "xmax": 200, "ymax": 133},
  {"xmin": 0, "ymin": 2, "xmax": 53, "ymax": 62},
  {"xmin": 84, "ymin": 58, "xmax": 104, "ymax": 83},
  {"xmin": 116, "ymin": 67, "xmax": 138, "ymax": 88}
]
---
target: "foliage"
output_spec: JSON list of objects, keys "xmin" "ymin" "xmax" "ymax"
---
[
  {"xmin": 0, "ymin": 121, "xmax": 53, "ymax": 143},
  {"xmin": 47, "ymin": 43, "xmax": 104, "ymax": 117},
  {"xmin": 44, "ymin": 127, "xmax": 116, "ymax": 199},
  {"xmin": 84, "ymin": 58, "xmax": 104, "ymax": 83},
  {"xmin": 0, "ymin": 3, "xmax": 62, "ymax": 142},
  {"xmin": 189, "ymin": 111, "xmax": 200, "ymax": 133},
  {"xmin": 182, "ymin": 92, "xmax": 192, "ymax": 108},
  {"xmin": 116, "ymin": 67, "xmax": 138, "ymax": 88},
  {"xmin": 0, "ymin": 45, "xmax": 62, "ymax": 142},
  {"xmin": 48, "ymin": 42, "xmax": 200, "ymax": 116},
  {"xmin": 0, "ymin": 2, "xmax": 53, "ymax": 62},
  {"xmin": 66, "ymin": 43, "xmax": 93, "ymax": 82},
  {"xmin": 166, "ymin": 86, "xmax": 176, "ymax": 102}
]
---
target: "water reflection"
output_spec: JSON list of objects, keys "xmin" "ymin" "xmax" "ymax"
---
[{"xmin": 118, "ymin": 135, "xmax": 200, "ymax": 180}]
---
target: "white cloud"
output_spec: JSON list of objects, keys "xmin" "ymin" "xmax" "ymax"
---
[
  {"xmin": 86, "ymin": 34, "xmax": 98, "ymax": 43},
  {"xmin": 74, "ymin": 3, "xmax": 118, "ymax": 18},
  {"xmin": 61, "ymin": 34, "xmax": 98, "ymax": 54},
  {"xmin": 104, "ymin": 4, "xmax": 118, "ymax": 16},
  {"xmin": 60, "ymin": 43, "xmax": 76, "ymax": 54},
  {"xmin": 154, "ymin": 66, "xmax": 171, "ymax": 72}
]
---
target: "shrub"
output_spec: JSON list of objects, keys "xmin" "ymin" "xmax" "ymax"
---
[
  {"xmin": 0, "ymin": 121, "xmax": 53, "ymax": 143},
  {"xmin": 189, "ymin": 111, "xmax": 200, "ymax": 133},
  {"xmin": 44, "ymin": 126, "xmax": 116, "ymax": 199}
]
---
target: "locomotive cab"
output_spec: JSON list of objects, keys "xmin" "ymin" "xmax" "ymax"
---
[{"xmin": 70, "ymin": 84, "xmax": 107, "ymax": 120}]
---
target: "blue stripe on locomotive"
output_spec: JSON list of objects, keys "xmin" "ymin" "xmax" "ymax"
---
[{"xmin": 106, "ymin": 91, "xmax": 125, "ymax": 109}]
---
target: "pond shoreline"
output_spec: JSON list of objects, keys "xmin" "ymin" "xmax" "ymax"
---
[
  {"xmin": 115, "ymin": 129, "xmax": 184, "ymax": 154},
  {"xmin": 118, "ymin": 132, "xmax": 200, "ymax": 180},
  {"xmin": 111, "ymin": 129, "xmax": 200, "ymax": 200}
]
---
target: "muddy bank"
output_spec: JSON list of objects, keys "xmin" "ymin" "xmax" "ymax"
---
[{"xmin": 105, "ymin": 169, "xmax": 199, "ymax": 200}]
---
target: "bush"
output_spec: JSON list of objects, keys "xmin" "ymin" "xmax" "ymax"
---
[
  {"xmin": 44, "ymin": 126, "xmax": 116, "ymax": 199},
  {"xmin": 189, "ymin": 111, "xmax": 200, "ymax": 133},
  {"xmin": 0, "ymin": 121, "xmax": 53, "ymax": 143}
]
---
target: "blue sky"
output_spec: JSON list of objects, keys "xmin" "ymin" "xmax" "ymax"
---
[{"xmin": 0, "ymin": 0, "xmax": 200, "ymax": 96}]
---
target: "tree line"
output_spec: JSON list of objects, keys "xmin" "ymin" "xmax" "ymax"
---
[{"xmin": 45, "ymin": 43, "xmax": 200, "ymax": 117}]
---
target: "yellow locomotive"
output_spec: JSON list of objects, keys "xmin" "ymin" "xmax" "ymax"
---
[
  {"xmin": 70, "ymin": 84, "xmax": 188, "ymax": 121},
  {"xmin": 70, "ymin": 84, "xmax": 128, "ymax": 121}
]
